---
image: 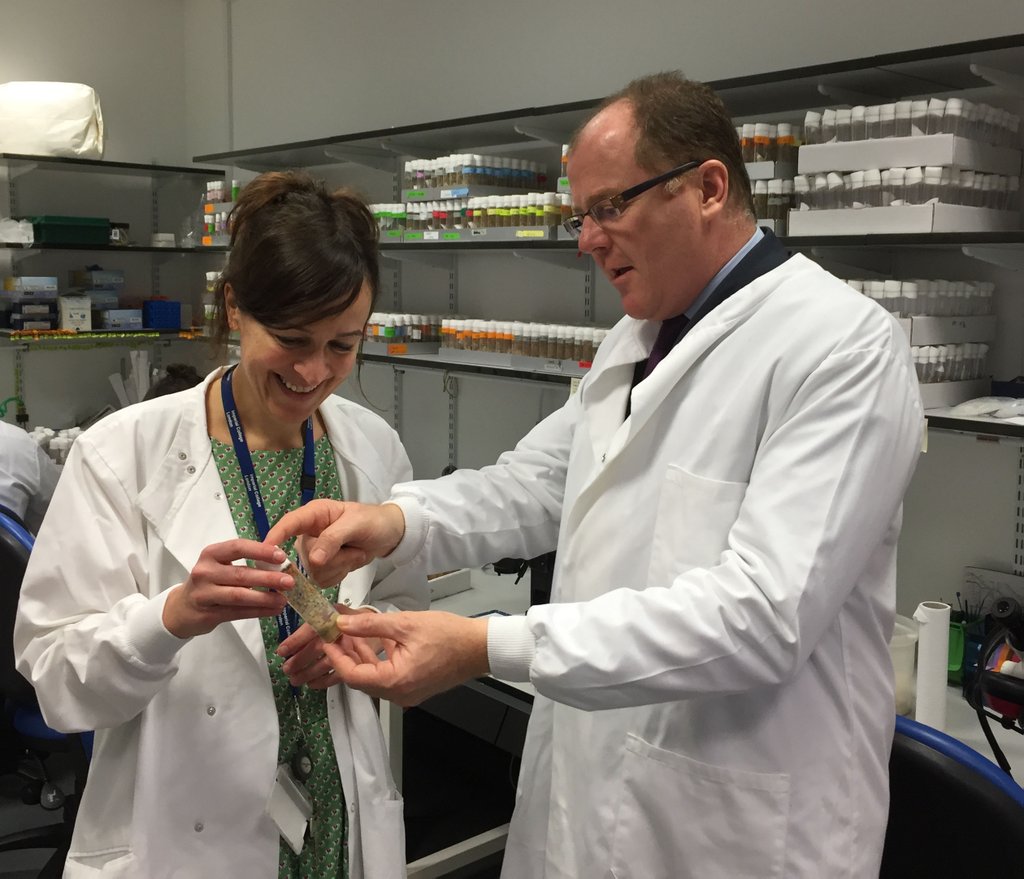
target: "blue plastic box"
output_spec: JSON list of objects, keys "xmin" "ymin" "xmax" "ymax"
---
[{"xmin": 142, "ymin": 299, "xmax": 181, "ymax": 329}]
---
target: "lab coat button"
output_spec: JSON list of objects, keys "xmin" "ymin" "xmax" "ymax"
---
[
  {"xmin": 186, "ymin": 465, "xmax": 196, "ymax": 474},
  {"xmin": 194, "ymin": 822, "xmax": 204, "ymax": 833},
  {"xmin": 214, "ymin": 492, "xmax": 222, "ymax": 500},
  {"xmin": 206, "ymin": 705, "xmax": 216, "ymax": 716},
  {"xmin": 601, "ymin": 453, "xmax": 606, "ymax": 463},
  {"xmin": 178, "ymin": 451, "xmax": 187, "ymax": 461},
  {"xmin": 342, "ymin": 598, "xmax": 351, "ymax": 606}
]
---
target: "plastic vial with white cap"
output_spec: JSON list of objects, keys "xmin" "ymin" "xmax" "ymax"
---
[
  {"xmin": 821, "ymin": 108, "xmax": 837, "ymax": 143},
  {"xmin": 803, "ymin": 110, "xmax": 822, "ymax": 145},
  {"xmin": 904, "ymin": 167, "xmax": 924, "ymax": 205},
  {"xmin": 879, "ymin": 104, "xmax": 896, "ymax": 139},
  {"xmin": 888, "ymin": 167, "xmax": 906, "ymax": 206},
  {"xmin": 255, "ymin": 550, "xmax": 341, "ymax": 643},
  {"xmin": 926, "ymin": 98, "xmax": 947, "ymax": 135},
  {"xmin": 812, "ymin": 174, "xmax": 829, "ymax": 210},
  {"xmin": 851, "ymin": 106, "xmax": 867, "ymax": 141},
  {"xmin": 894, "ymin": 101, "xmax": 913, "ymax": 138},
  {"xmin": 863, "ymin": 169, "xmax": 882, "ymax": 207},
  {"xmin": 911, "ymin": 101, "xmax": 929, "ymax": 137},
  {"xmin": 834, "ymin": 109, "xmax": 852, "ymax": 143},
  {"xmin": 900, "ymin": 281, "xmax": 918, "ymax": 317},
  {"xmin": 865, "ymin": 105, "xmax": 881, "ymax": 140}
]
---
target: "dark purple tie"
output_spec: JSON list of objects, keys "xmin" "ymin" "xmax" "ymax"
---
[{"xmin": 642, "ymin": 312, "xmax": 690, "ymax": 379}]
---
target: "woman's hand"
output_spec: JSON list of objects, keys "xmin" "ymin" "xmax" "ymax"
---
[
  {"xmin": 162, "ymin": 539, "xmax": 294, "ymax": 639},
  {"xmin": 277, "ymin": 605, "xmax": 384, "ymax": 690}
]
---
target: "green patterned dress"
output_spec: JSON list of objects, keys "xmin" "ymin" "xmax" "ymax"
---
[{"xmin": 212, "ymin": 435, "xmax": 349, "ymax": 879}]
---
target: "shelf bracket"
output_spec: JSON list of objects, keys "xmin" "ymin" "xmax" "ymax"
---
[
  {"xmin": 805, "ymin": 246, "xmax": 893, "ymax": 277},
  {"xmin": 961, "ymin": 245, "xmax": 1024, "ymax": 271},
  {"xmin": 815, "ymin": 81, "xmax": 886, "ymax": 107},
  {"xmin": 379, "ymin": 138, "xmax": 436, "ymax": 160},
  {"xmin": 512, "ymin": 249, "xmax": 589, "ymax": 271},
  {"xmin": 322, "ymin": 144, "xmax": 396, "ymax": 172},
  {"xmin": 513, "ymin": 124, "xmax": 571, "ymax": 147},
  {"xmin": 969, "ymin": 63, "xmax": 1024, "ymax": 96},
  {"xmin": 5, "ymin": 247, "xmax": 40, "ymax": 265},
  {"xmin": 380, "ymin": 250, "xmax": 455, "ymax": 272}
]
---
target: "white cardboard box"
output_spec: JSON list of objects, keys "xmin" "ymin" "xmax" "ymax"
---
[
  {"xmin": 58, "ymin": 294, "xmax": 92, "ymax": 332},
  {"xmin": 787, "ymin": 204, "xmax": 1019, "ymax": 236},
  {"xmin": 428, "ymin": 568, "xmax": 472, "ymax": 601},
  {"xmin": 797, "ymin": 134, "xmax": 1022, "ymax": 176},
  {"xmin": 746, "ymin": 160, "xmax": 796, "ymax": 181}
]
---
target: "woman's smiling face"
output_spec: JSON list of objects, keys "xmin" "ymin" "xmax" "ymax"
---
[{"xmin": 225, "ymin": 280, "xmax": 371, "ymax": 436}]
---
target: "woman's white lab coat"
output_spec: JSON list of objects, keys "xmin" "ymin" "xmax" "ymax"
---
[
  {"xmin": 15, "ymin": 369, "xmax": 426, "ymax": 879},
  {"xmin": 391, "ymin": 254, "xmax": 924, "ymax": 879}
]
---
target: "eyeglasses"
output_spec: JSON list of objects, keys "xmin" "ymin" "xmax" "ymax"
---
[{"xmin": 562, "ymin": 160, "xmax": 702, "ymax": 239}]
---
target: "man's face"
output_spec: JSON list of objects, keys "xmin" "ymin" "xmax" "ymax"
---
[{"xmin": 568, "ymin": 101, "xmax": 708, "ymax": 321}]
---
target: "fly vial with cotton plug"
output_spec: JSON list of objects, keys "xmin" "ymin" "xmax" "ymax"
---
[{"xmin": 256, "ymin": 549, "xmax": 341, "ymax": 643}]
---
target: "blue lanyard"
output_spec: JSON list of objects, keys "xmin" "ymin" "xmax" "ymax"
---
[{"xmin": 220, "ymin": 365, "xmax": 315, "ymax": 643}]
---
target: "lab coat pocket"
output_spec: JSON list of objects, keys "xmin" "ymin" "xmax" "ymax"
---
[
  {"xmin": 608, "ymin": 734, "xmax": 789, "ymax": 879},
  {"xmin": 63, "ymin": 849, "xmax": 137, "ymax": 878},
  {"xmin": 647, "ymin": 465, "xmax": 747, "ymax": 586},
  {"xmin": 357, "ymin": 796, "xmax": 406, "ymax": 879}
]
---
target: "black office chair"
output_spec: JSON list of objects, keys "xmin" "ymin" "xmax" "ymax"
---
[
  {"xmin": 0, "ymin": 509, "xmax": 90, "ymax": 879},
  {"xmin": 880, "ymin": 714, "xmax": 1024, "ymax": 878}
]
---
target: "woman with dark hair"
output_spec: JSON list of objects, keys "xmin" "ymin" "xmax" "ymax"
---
[{"xmin": 15, "ymin": 171, "xmax": 426, "ymax": 879}]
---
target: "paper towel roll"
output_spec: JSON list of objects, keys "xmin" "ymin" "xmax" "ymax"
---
[{"xmin": 913, "ymin": 600, "xmax": 951, "ymax": 730}]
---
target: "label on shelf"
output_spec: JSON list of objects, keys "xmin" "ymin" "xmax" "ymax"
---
[
  {"xmin": 745, "ymin": 161, "xmax": 796, "ymax": 181},
  {"xmin": 515, "ymin": 229, "xmax": 548, "ymax": 239},
  {"xmin": 424, "ymin": 230, "xmax": 440, "ymax": 240}
]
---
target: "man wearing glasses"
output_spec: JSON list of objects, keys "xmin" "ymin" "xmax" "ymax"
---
[{"xmin": 270, "ymin": 72, "xmax": 924, "ymax": 878}]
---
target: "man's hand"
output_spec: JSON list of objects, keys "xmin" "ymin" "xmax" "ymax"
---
[
  {"xmin": 321, "ymin": 610, "xmax": 490, "ymax": 707},
  {"xmin": 264, "ymin": 500, "xmax": 406, "ymax": 585},
  {"xmin": 276, "ymin": 605, "xmax": 382, "ymax": 690}
]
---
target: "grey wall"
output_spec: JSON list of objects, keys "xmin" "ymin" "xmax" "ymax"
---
[
  {"xmin": 186, "ymin": 0, "xmax": 1024, "ymax": 157},
  {"xmin": 1, "ymin": 0, "xmax": 188, "ymax": 164}
]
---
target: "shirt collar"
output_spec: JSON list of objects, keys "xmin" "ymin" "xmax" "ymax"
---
[{"xmin": 684, "ymin": 226, "xmax": 764, "ymax": 320}]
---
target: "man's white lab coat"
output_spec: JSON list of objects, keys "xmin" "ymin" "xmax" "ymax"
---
[{"xmin": 391, "ymin": 254, "xmax": 924, "ymax": 878}]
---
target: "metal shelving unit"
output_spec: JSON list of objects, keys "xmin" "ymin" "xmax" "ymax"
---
[{"xmin": 195, "ymin": 35, "xmax": 1024, "ymax": 455}]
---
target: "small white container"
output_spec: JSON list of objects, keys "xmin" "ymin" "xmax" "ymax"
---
[{"xmin": 890, "ymin": 614, "xmax": 919, "ymax": 717}]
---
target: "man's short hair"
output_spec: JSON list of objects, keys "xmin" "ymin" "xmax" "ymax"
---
[{"xmin": 578, "ymin": 72, "xmax": 754, "ymax": 218}]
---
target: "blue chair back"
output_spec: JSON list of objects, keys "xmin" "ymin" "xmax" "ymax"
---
[
  {"xmin": 0, "ymin": 508, "xmax": 36, "ymax": 705},
  {"xmin": 881, "ymin": 714, "xmax": 1024, "ymax": 877}
]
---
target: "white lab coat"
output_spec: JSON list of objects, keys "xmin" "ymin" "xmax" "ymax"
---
[
  {"xmin": 15, "ymin": 368, "xmax": 427, "ymax": 879},
  {"xmin": 391, "ymin": 254, "xmax": 924, "ymax": 879},
  {"xmin": 0, "ymin": 420, "xmax": 60, "ymax": 532}
]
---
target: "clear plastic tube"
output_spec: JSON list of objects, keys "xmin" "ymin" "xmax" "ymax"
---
[{"xmin": 256, "ymin": 551, "xmax": 341, "ymax": 642}]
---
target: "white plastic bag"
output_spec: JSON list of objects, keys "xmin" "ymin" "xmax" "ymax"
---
[{"xmin": 0, "ymin": 82, "xmax": 104, "ymax": 158}]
